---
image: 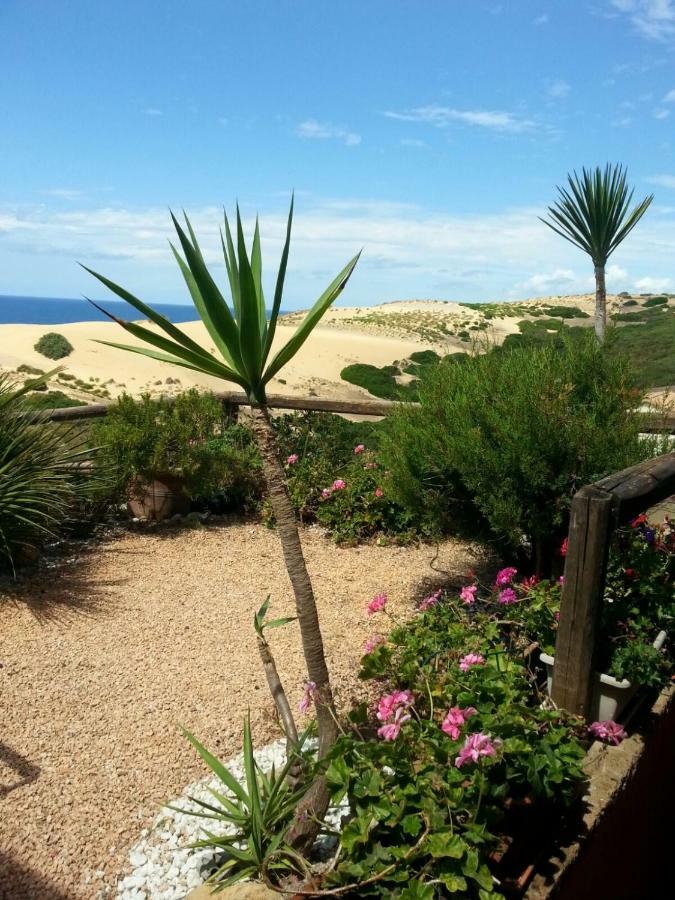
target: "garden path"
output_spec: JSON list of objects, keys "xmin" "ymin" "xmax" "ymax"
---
[{"xmin": 0, "ymin": 522, "xmax": 486, "ymax": 899}]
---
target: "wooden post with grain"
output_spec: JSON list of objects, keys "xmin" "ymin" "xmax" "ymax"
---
[{"xmin": 552, "ymin": 452, "xmax": 675, "ymax": 719}]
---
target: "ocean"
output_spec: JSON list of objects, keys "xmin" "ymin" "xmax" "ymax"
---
[{"xmin": 0, "ymin": 294, "xmax": 199, "ymax": 325}]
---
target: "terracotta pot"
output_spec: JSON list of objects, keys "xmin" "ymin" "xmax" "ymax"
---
[{"xmin": 127, "ymin": 474, "xmax": 190, "ymax": 521}]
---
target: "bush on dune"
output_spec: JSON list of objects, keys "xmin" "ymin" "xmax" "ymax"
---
[
  {"xmin": 34, "ymin": 332, "xmax": 73, "ymax": 360},
  {"xmin": 380, "ymin": 331, "xmax": 649, "ymax": 572}
]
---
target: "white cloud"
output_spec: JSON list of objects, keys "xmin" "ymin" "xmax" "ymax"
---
[
  {"xmin": 606, "ymin": 263, "xmax": 629, "ymax": 283},
  {"xmin": 296, "ymin": 120, "xmax": 361, "ymax": 146},
  {"xmin": 646, "ymin": 174, "xmax": 675, "ymax": 188},
  {"xmin": 654, "ymin": 108, "xmax": 671, "ymax": 118},
  {"xmin": 399, "ymin": 138, "xmax": 428, "ymax": 148},
  {"xmin": 143, "ymin": 107, "xmax": 163, "ymax": 117},
  {"xmin": 610, "ymin": 0, "xmax": 675, "ymax": 41},
  {"xmin": 1, "ymin": 196, "xmax": 673, "ymax": 306},
  {"xmin": 533, "ymin": 13, "xmax": 549, "ymax": 24},
  {"xmin": 663, "ymin": 88, "xmax": 675, "ymax": 102},
  {"xmin": 42, "ymin": 188, "xmax": 83, "ymax": 200},
  {"xmin": 383, "ymin": 105, "xmax": 535, "ymax": 134},
  {"xmin": 547, "ymin": 79, "xmax": 571, "ymax": 99},
  {"xmin": 634, "ymin": 275, "xmax": 672, "ymax": 291}
]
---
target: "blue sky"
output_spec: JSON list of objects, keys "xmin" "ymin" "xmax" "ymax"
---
[{"xmin": 1, "ymin": 0, "xmax": 675, "ymax": 308}]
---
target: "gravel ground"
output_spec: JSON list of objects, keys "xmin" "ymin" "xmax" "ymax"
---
[{"xmin": 0, "ymin": 520, "xmax": 486, "ymax": 900}]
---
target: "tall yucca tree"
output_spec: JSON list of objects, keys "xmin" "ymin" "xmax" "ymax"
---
[
  {"xmin": 541, "ymin": 164, "xmax": 652, "ymax": 342},
  {"xmin": 82, "ymin": 199, "xmax": 360, "ymax": 847}
]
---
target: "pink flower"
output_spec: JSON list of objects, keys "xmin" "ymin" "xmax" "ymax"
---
[
  {"xmin": 374, "ymin": 487, "xmax": 384, "ymax": 498},
  {"xmin": 588, "ymin": 720, "xmax": 627, "ymax": 746},
  {"xmin": 441, "ymin": 705, "xmax": 477, "ymax": 740},
  {"xmin": 560, "ymin": 537, "xmax": 568, "ymax": 557},
  {"xmin": 455, "ymin": 732, "xmax": 499, "ymax": 768},
  {"xmin": 332, "ymin": 479, "xmax": 346, "ymax": 491},
  {"xmin": 363, "ymin": 634, "xmax": 384, "ymax": 654},
  {"xmin": 460, "ymin": 585, "xmax": 478, "ymax": 605},
  {"xmin": 286, "ymin": 454, "xmax": 299, "ymax": 465},
  {"xmin": 554, "ymin": 611, "xmax": 560, "ymax": 622},
  {"xmin": 559, "ymin": 575, "xmax": 565, "ymax": 586},
  {"xmin": 459, "ymin": 652, "xmax": 485, "ymax": 672},
  {"xmin": 298, "ymin": 681, "xmax": 317, "ymax": 714},
  {"xmin": 495, "ymin": 567, "xmax": 518, "ymax": 587},
  {"xmin": 364, "ymin": 461, "xmax": 378, "ymax": 470},
  {"xmin": 377, "ymin": 706, "xmax": 411, "ymax": 741},
  {"xmin": 367, "ymin": 592, "xmax": 388, "ymax": 616},
  {"xmin": 320, "ymin": 487, "xmax": 333, "ymax": 500},
  {"xmin": 498, "ymin": 587, "xmax": 518, "ymax": 606},
  {"xmin": 418, "ymin": 589, "xmax": 441, "ymax": 612},
  {"xmin": 377, "ymin": 690, "xmax": 414, "ymax": 723},
  {"xmin": 354, "ymin": 444, "xmax": 365, "ymax": 454}
]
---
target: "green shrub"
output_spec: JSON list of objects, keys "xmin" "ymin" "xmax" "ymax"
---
[
  {"xmin": 91, "ymin": 390, "xmax": 263, "ymax": 510},
  {"xmin": 622, "ymin": 299, "xmax": 638, "ymax": 306},
  {"xmin": 540, "ymin": 305, "xmax": 590, "ymax": 319},
  {"xmin": 23, "ymin": 390, "xmax": 86, "ymax": 410},
  {"xmin": 16, "ymin": 364, "xmax": 45, "ymax": 375},
  {"xmin": 340, "ymin": 363, "xmax": 403, "ymax": 400},
  {"xmin": 644, "ymin": 295, "xmax": 668, "ymax": 307},
  {"xmin": 34, "ymin": 332, "xmax": 73, "ymax": 360},
  {"xmin": 381, "ymin": 332, "xmax": 648, "ymax": 569},
  {"xmin": 0, "ymin": 374, "xmax": 90, "ymax": 570}
]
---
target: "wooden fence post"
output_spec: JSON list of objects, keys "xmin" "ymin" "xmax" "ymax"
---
[{"xmin": 551, "ymin": 485, "xmax": 614, "ymax": 718}]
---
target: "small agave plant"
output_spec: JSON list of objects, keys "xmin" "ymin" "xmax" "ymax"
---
[{"xmin": 83, "ymin": 198, "xmax": 360, "ymax": 848}]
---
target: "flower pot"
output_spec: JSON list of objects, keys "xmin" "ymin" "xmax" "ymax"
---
[
  {"xmin": 540, "ymin": 630, "xmax": 667, "ymax": 721},
  {"xmin": 127, "ymin": 474, "xmax": 190, "ymax": 522}
]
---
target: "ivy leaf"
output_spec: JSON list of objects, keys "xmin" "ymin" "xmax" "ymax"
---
[
  {"xmin": 426, "ymin": 831, "xmax": 466, "ymax": 859},
  {"xmin": 439, "ymin": 871, "xmax": 468, "ymax": 893},
  {"xmin": 401, "ymin": 814, "xmax": 422, "ymax": 837}
]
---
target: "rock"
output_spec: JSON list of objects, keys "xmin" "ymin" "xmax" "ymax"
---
[{"xmin": 186, "ymin": 883, "xmax": 278, "ymax": 899}]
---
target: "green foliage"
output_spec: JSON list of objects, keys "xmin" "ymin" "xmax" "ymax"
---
[
  {"xmin": 271, "ymin": 412, "xmax": 424, "ymax": 543},
  {"xmin": 173, "ymin": 718, "xmax": 311, "ymax": 889},
  {"xmin": 16, "ymin": 364, "xmax": 45, "ymax": 375},
  {"xmin": 622, "ymin": 299, "xmax": 638, "ymax": 306},
  {"xmin": 34, "ymin": 332, "xmax": 74, "ymax": 360},
  {"xmin": 381, "ymin": 332, "xmax": 647, "ymax": 561},
  {"xmin": 341, "ymin": 363, "xmax": 408, "ymax": 400},
  {"xmin": 611, "ymin": 305, "xmax": 675, "ymax": 388},
  {"xmin": 540, "ymin": 305, "xmax": 590, "ymax": 319},
  {"xmin": 644, "ymin": 295, "xmax": 668, "ymax": 307},
  {"xmin": 85, "ymin": 199, "xmax": 359, "ymax": 404},
  {"xmin": 91, "ymin": 390, "xmax": 263, "ymax": 509},
  {"xmin": 0, "ymin": 373, "xmax": 90, "ymax": 570},
  {"xmin": 23, "ymin": 390, "xmax": 87, "ymax": 410},
  {"xmin": 323, "ymin": 578, "xmax": 586, "ymax": 897}
]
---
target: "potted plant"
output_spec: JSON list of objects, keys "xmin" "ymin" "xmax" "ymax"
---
[{"xmin": 91, "ymin": 389, "xmax": 247, "ymax": 521}]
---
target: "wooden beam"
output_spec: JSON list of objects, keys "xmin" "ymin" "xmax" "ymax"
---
[
  {"xmin": 551, "ymin": 485, "xmax": 614, "ymax": 718},
  {"xmin": 595, "ymin": 452, "xmax": 675, "ymax": 523}
]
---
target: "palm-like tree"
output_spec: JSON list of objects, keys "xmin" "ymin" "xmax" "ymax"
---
[
  {"xmin": 541, "ymin": 164, "xmax": 652, "ymax": 342},
  {"xmin": 83, "ymin": 199, "xmax": 359, "ymax": 847}
]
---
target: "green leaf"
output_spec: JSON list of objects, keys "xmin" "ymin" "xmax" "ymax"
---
[
  {"xmin": 401, "ymin": 814, "xmax": 422, "ymax": 837},
  {"xmin": 250, "ymin": 216, "xmax": 267, "ymax": 339},
  {"xmin": 262, "ymin": 251, "xmax": 360, "ymax": 384},
  {"xmin": 439, "ymin": 872, "xmax": 468, "ymax": 893},
  {"xmin": 182, "ymin": 729, "xmax": 249, "ymax": 806},
  {"xmin": 261, "ymin": 195, "xmax": 293, "ymax": 368},
  {"xmin": 264, "ymin": 616, "xmax": 298, "ymax": 630},
  {"xmin": 234, "ymin": 206, "xmax": 264, "ymax": 391},
  {"xmin": 426, "ymin": 831, "xmax": 466, "ymax": 859},
  {"xmin": 222, "ymin": 211, "xmax": 241, "ymax": 322},
  {"xmin": 254, "ymin": 595, "xmax": 272, "ymax": 637},
  {"xmin": 93, "ymin": 340, "xmax": 246, "ymax": 387}
]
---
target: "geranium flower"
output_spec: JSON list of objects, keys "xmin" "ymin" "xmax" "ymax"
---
[
  {"xmin": 332, "ymin": 479, "xmax": 346, "ymax": 491},
  {"xmin": 320, "ymin": 487, "xmax": 332, "ymax": 500},
  {"xmin": 298, "ymin": 681, "xmax": 317, "ymax": 714},
  {"xmin": 419, "ymin": 589, "xmax": 441, "ymax": 611},
  {"xmin": 498, "ymin": 587, "xmax": 518, "ymax": 605},
  {"xmin": 363, "ymin": 634, "xmax": 384, "ymax": 654},
  {"xmin": 455, "ymin": 732, "xmax": 500, "ymax": 768},
  {"xmin": 521, "ymin": 575, "xmax": 538, "ymax": 592},
  {"xmin": 631, "ymin": 513, "xmax": 647, "ymax": 528},
  {"xmin": 495, "ymin": 567, "xmax": 518, "ymax": 587},
  {"xmin": 354, "ymin": 444, "xmax": 365, "ymax": 454},
  {"xmin": 559, "ymin": 575, "xmax": 565, "ymax": 586},
  {"xmin": 286, "ymin": 454, "xmax": 299, "ymax": 465},
  {"xmin": 364, "ymin": 461, "xmax": 378, "ymax": 470},
  {"xmin": 377, "ymin": 706, "xmax": 411, "ymax": 741},
  {"xmin": 459, "ymin": 652, "xmax": 485, "ymax": 672},
  {"xmin": 560, "ymin": 537, "xmax": 568, "ymax": 557},
  {"xmin": 367, "ymin": 592, "xmax": 388, "ymax": 616},
  {"xmin": 460, "ymin": 585, "xmax": 477, "ymax": 605},
  {"xmin": 441, "ymin": 705, "xmax": 477, "ymax": 740},
  {"xmin": 374, "ymin": 487, "xmax": 384, "ymax": 498},
  {"xmin": 377, "ymin": 690, "xmax": 414, "ymax": 722},
  {"xmin": 588, "ymin": 720, "xmax": 627, "ymax": 746}
]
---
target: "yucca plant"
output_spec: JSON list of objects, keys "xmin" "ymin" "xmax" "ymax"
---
[
  {"xmin": 173, "ymin": 717, "xmax": 312, "ymax": 890},
  {"xmin": 0, "ymin": 372, "xmax": 90, "ymax": 572},
  {"xmin": 541, "ymin": 164, "xmax": 652, "ymax": 342},
  {"xmin": 83, "ymin": 198, "xmax": 359, "ymax": 848}
]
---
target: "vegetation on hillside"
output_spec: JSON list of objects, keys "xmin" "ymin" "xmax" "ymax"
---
[{"xmin": 34, "ymin": 331, "xmax": 74, "ymax": 360}]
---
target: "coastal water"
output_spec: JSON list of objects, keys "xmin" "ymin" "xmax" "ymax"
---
[{"xmin": 0, "ymin": 294, "xmax": 198, "ymax": 325}]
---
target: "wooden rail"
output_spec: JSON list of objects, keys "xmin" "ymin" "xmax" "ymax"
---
[
  {"xmin": 551, "ymin": 452, "xmax": 675, "ymax": 718},
  {"xmin": 41, "ymin": 393, "xmax": 675, "ymax": 431},
  {"xmin": 44, "ymin": 391, "xmax": 402, "ymax": 422}
]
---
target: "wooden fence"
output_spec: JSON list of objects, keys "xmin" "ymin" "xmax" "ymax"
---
[
  {"xmin": 43, "ymin": 391, "xmax": 675, "ymax": 431},
  {"xmin": 551, "ymin": 452, "xmax": 675, "ymax": 718}
]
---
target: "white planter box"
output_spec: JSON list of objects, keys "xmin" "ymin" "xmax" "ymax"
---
[{"xmin": 540, "ymin": 630, "xmax": 667, "ymax": 722}]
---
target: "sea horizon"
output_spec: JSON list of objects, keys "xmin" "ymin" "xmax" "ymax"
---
[{"xmin": 0, "ymin": 294, "xmax": 289, "ymax": 326}]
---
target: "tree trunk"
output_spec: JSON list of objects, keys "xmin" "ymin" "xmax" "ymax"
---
[
  {"xmin": 249, "ymin": 405, "xmax": 337, "ymax": 851},
  {"xmin": 594, "ymin": 264, "xmax": 606, "ymax": 343}
]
